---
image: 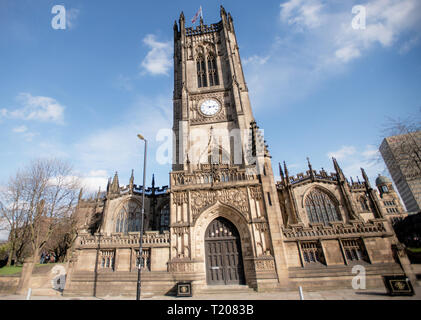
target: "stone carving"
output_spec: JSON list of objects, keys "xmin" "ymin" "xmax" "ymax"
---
[
  {"xmin": 282, "ymin": 220, "xmax": 389, "ymax": 240},
  {"xmin": 254, "ymin": 257, "xmax": 275, "ymax": 271},
  {"xmin": 190, "ymin": 188, "xmax": 249, "ymax": 217},
  {"xmin": 168, "ymin": 260, "xmax": 194, "ymax": 273},
  {"xmin": 173, "ymin": 192, "xmax": 188, "ymax": 205},
  {"xmin": 254, "ymin": 221, "xmax": 269, "ymax": 232},
  {"xmin": 173, "ymin": 226, "xmax": 190, "ymax": 236},
  {"xmin": 249, "ymin": 186, "xmax": 263, "ymax": 200}
]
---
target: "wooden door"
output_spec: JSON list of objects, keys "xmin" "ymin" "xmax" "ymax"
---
[{"xmin": 205, "ymin": 217, "xmax": 245, "ymax": 285}]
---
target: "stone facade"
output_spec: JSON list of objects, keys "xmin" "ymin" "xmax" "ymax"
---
[
  {"xmin": 64, "ymin": 6, "xmax": 412, "ymax": 297},
  {"xmin": 380, "ymin": 131, "xmax": 421, "ymax": 213}
]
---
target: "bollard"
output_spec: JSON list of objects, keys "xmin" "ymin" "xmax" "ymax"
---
[
  {"xmin": 26, "ymin": 288, "xmax": 32, "ymax": 300},
  {"xmin": 299, "ymin": 286, "xmax": 304, "ymax": 300}
]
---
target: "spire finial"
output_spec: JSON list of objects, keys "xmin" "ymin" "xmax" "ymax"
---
[
  {"xmin": 96, "ymin": 187, "xmax": 101, "ymax": 200},
  {"xmin": 361, "ymin": 168, "xmax": 372, "ymax": 189},
  {"xmin": 111, "ymin": 171, "xmax": 120, "ymax": 194},
  {"xmin": 152, "ymin": 174, "xmax": 155, "ymax": 188},
  {"xmin": 279, "ymin": 162, "xmax": 285, "ymax": 184},
  {"xmin": 307, "ymin": 157, "xmax": 315, "ymax": 181},
  {"xmin": 283, "ymin": 161, "xmax": 289, "ymax": 177},
  {"xmin": 307, "ymin": 157, "xmax": 313, "ymax": 170}
]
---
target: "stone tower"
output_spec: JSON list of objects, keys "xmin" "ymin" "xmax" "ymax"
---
[{"xmin": 169, "ymin": 6, "xmax": 289, "ymax": 290}]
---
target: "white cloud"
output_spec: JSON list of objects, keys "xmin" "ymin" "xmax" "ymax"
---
[
  {"xmin": 243, "ymin": 55, "xmax": 270, "ymax": 66},
  {"xmin": 1, "ymin": 93, "xmax": 65, "ymax": 124},
  {"xmin": 66, "ymin": 8, "xmax": 80, "ymax": 30},
  {"xmin": 72, "ymin": 93, "xmax": 172, "ymax": 187},
  {"xmin": 0, "ymin": 229, "xmax": 9, "ymax": 241},
  {"xmin": 140, "ymin": 34, "xmax": 172, "ymax": 76},
  {"xmin": 12, "ymin": 125, "xmax": 38, "ymax": 141},
  {"xmin": 279, "ymin": 0, "xmax": 421, "ymax": 65},
  {"xmin": 327, "ymin": 144, "xmax": 386, "ymax": 182},
  {"xmin": 80, "ymin": 170, "xmax": 109, "ymax": 194},
  {"xmin": 327, "ymin": 145, "xmax": 356, "ymax": 160},
  {"xmin": 335, "ymin": 45, "xmax": 361, "ymax": 62},
  {"xmin": 12, "ymin": 125, "xmax": 27, "ymax": 133},
  {"xmin": 361, "ymin": 145, "xmax": 380, "ymax": 158},
  {"xmin": 245, "ymin": 0, "xmax": 421, "ymax": 111},
  {"xmin": 280, "ymin": 0, "xmax": 325, "ymax": 29}
]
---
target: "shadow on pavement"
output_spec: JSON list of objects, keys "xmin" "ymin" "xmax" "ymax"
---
[{"xmin": 354, "ymin": 291, "xmax": 389, "ymax": 296}]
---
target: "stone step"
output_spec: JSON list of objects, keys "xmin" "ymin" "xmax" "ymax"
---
[{"xmin": 198, "ymin": 285, "xmax": 255, "ymax": 294}]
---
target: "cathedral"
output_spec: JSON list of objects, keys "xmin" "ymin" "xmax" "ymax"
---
[{"xmin": 64, "ymin": 6, "xmax": 410, "ymax": 297}]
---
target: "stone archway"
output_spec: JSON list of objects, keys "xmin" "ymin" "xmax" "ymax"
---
[{"xmin": 205, "ymin": 217, "xmax": 245, "ymax": 285}]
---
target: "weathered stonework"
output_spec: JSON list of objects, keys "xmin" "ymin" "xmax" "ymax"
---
[{"xmin": 63, "ymin": 6, "xmax": 413, "ymax": 298}]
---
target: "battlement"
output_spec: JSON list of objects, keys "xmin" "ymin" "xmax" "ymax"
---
[
  {"xmin": 119, "ymin": 184, "xmax": 169, "ymax": 196},
  {"xmin": 185, "ymin": 22, "xmax": 222, "ymax": 37},
  {"xmin": 277, "ymin": 169, "xmax": 338, "ymax": 188},
  {"xmin": 77, "ymin": 231, "xmax": 170, "ymax": 249},
  {"xmin": 282, "ymin": 220, "xmax": 390, "ymax": 241},
  {"xmin": 350, "ymin": 181, "xmax": 366, "ymax": 191},
  {"xmin": 171, "ymin": 163, "xmax": 259, "ymax": 188}
]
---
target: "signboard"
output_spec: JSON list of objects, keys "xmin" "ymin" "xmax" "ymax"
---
[
  {"xmin": 177, "ymin": 282, "xmax": 193, "ymax": 297},
  {"xmin": 382, "ymin": 275, "xmax": 415, "ymax": 296}
]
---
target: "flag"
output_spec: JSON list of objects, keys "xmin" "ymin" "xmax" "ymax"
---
[{"xmin": 191, "ymin": 6, "xmax": 202, "ymax": 24}]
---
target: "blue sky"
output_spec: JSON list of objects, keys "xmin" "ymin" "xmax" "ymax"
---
[{"xmin": 1, "ymin": 0, "xmax": 421, "ymax": 197}]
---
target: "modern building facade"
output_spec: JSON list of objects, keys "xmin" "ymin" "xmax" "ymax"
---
[
  {"xmin": 63, "ymin": 7, "xmax": 411, "ymax": 297},
  {"xmin": 380, "ymin": 131, "xmax": 421, "ymax": 213}
]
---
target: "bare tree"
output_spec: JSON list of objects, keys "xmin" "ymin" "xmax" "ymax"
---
[
  {"xmin": 1, "ymin": 159, "xmax": 81, "ymax": 293},
  {"xmin": 380, "ymin": 111, "xmax": 421, "ymax": 180},
  {"xmin": 0, "ymin": 171, "xmax": 31, "ymax": 266},
  {"xmin": 43, "ymin": 214, "xmax": 78, "ymax": 263}
]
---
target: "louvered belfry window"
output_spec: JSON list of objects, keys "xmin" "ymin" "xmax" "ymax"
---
[
  {"xmin": 207, "ymin": 55, "xmax": 219, "ymax": 86},
  {"xmin": 197, "ymin": 56, "xmax": 207, "ymax": 88}
]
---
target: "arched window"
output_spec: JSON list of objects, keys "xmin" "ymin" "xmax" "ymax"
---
[
  {"xmin": 207, "ymin": 55, "xmax": 219, "ymax": 86},
  {"xmin": 160, "ymin": 204, "xmax": 170, "ymax": 232},
  {"xmin": 197, "ymin": 56, "xmax": 207, "ymax": 88},
  {"xmin": 305, "ymin": 189, "xmax": 341, "ymax": 225},
  {"xmin": 115, "ymin": 201, "xmax": 142, "ymax": 233},
  {"xmin": 208, "ymin": 147, "xmax": 230, "ymax": 165},
  {"xmin": 359, "ymin": 196, "xmax": 369, "ymax": 212}
]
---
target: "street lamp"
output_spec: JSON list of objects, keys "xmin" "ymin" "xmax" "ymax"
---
[{"xmin": 136, "ymin": 133, "xmax": 147, "ymax": 300}]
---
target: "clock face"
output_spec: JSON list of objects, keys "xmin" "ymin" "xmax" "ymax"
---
[{"xmin": 200, "ymin": 99, "xmax": 221, "ymax": 116}]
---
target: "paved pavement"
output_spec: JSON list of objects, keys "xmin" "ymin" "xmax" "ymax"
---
[{"xmin": 1, "ymin": 286, "xmax": 420, "ymax": 300}]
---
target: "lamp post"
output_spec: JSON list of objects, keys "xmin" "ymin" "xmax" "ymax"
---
[{"xmin": 136, "ymin": 134, "xmax": 147, "ymax": 300}]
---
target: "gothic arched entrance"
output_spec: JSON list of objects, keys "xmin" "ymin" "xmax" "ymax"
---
[{"xmin": 205, "ymin": 217, "xmax": 245, "ymax": 285}]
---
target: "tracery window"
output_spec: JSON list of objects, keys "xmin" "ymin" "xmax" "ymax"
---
[
  {"xmin": 135, "ymin": 249, "xmax": 151, "ymax": 271},
  {"xmin": 197, "ymin": 56, "xmax": 207, "ymax": 88},
  {"xmin": 305, "ymin": 189, "xmax": 341, "ymax": 225},
  {"xmin": 208, "ymin": 147, "xmax": 230, "ymax": 165},
  {"xmin": 207, "ymin": 55, "xmax": 219, "ymax": 86},
  {"xmin": 100, "ymin": 250, "xmax": 115, "ymax": 271},
  {"xmin": 359, "ymin": 196, "xmax": 369, "ymax": 212},
  {"xmin": 115, "ymin": 201, "xmax": 142, "ymax": 233},
  {"xmin": 301, "ymin": 242, "xmax": 325, "ymax": 265},
  {"xmin": 160, "ymin": 204, "xmax": 170, "ymax": 232},
  {"xmin": 342, "ymin": 239, "xmax": 368, "ymax": 263}
]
